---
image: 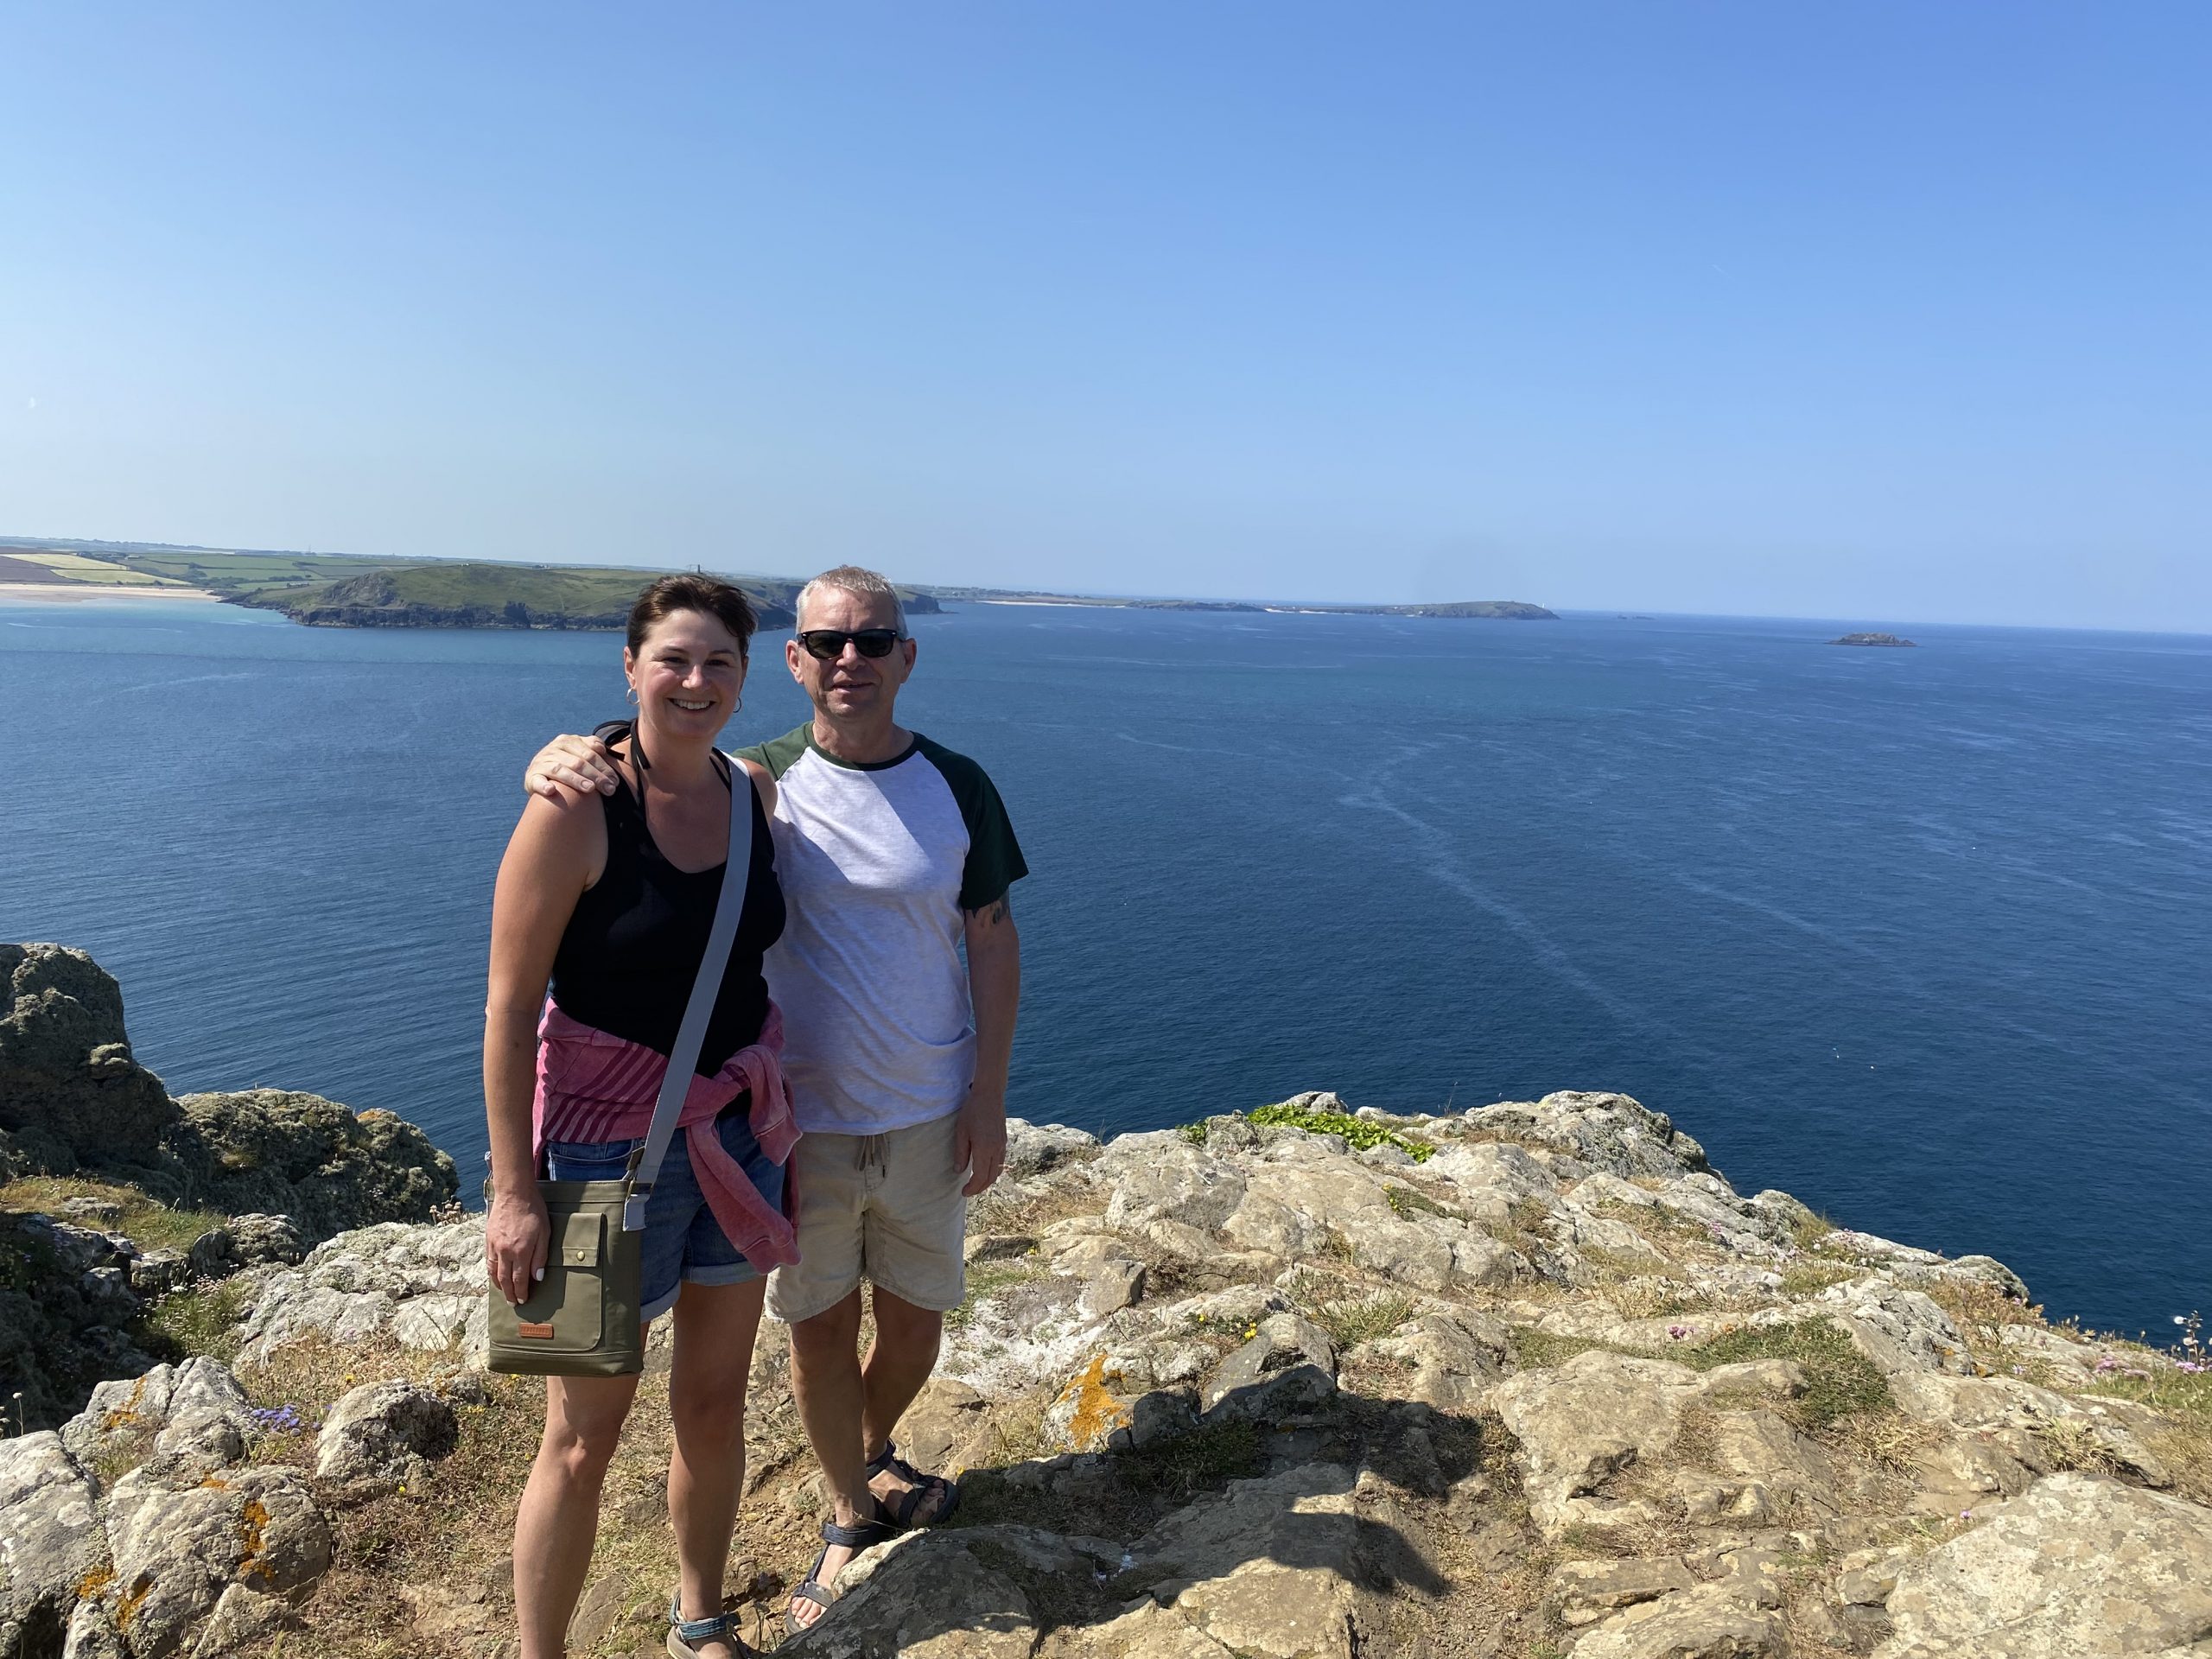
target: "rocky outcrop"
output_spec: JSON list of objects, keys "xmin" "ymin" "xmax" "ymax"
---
[
  {"xmin": 1, "ymin": 945, "xmax": 457, "ymax": 1234},
  {"xmin": 0, "ymin": 945, "xmax": 174, "ymax": 1184},
  {"xmin": 0, "ymin": 945, "xmax": 460, "ymax": 1432},
  {"xmin": 5, "ymin": 1082, "xmax": 2206, "ymax": 1657}
]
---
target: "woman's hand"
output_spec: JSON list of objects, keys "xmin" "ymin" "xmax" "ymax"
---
[{"xmin": 485, "ymin": 1188, "xmax": 552, "ymax": 1305}]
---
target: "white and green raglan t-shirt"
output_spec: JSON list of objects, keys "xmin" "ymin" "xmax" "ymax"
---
[{"xmin": 737, "ymin": 725, "xmax": 1028, "ymax": 1136}]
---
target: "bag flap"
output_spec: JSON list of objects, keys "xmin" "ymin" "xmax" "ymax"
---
[{"xmin": 558, "ymin": 1210, "xmax": 604, "ymax": 1268}]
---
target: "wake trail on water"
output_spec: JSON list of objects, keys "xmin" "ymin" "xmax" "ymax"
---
[{"xmin": 1332, "ymin": 752, "xmax": 1711, "ymax": 1058}]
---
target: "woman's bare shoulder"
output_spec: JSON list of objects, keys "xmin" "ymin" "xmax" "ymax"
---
[{"xmin": 737, "ymin": 755, "xmax": 778, "ymax": 817}]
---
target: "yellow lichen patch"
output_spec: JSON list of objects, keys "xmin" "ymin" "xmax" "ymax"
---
[
  {"xmin": 75, "ymin": 1565, "xmax": 116, "ymax": 1600},
  {"xmin": 1057, "ymin": 1355, "xmax": 1132, "ymax": 1450},
  {"xmin": 199, "ymin": 1476, "xmax": 231, "ymax": 1491},
  {"xmin": 236, "ymin": 1496, "xmax": 272, "ymax": 1582},
  {"xmin": 101, "ymin": 1376, "xmax": 150, "ymax": 1431},
  {"xmin": 115, "ymin": 1576, "xmax": 152, "ymax": 1629}
]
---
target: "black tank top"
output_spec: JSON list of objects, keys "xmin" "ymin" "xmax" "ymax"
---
[{"xmin": 549, "ymin": 752, "xmax": 785, "ymax": 1077}]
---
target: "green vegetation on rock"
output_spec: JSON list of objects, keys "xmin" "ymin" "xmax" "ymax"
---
[{"xmin": 1248, "ymin": 1100, "xmax": 1434, "ymax": 1161}]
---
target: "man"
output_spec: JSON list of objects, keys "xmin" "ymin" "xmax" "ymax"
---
[{"xmin": 526, "ymin": 564, "xmax": 1024, "ymax": 1632}]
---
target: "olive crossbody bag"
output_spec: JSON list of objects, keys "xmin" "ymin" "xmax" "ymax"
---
[{"xmin": 485, "ymin": 753, "xmax": 753, "ymax": 1377}]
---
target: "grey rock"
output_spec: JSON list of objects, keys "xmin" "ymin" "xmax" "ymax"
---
[
  {"xmin": 1821, "ymin": 1279, "xmax": 1974, "ymax": 1377},
  {"xmin": 168, "ymin": 1090, "xmax": 456, "ymax": 1241},
  {"xmin": 1357, "ymin": 1310, "xmax": 1508, "ymax": 1411},
  {"xmin": 183, "ymin": 1584, "xmax": 303, "ymax": 1657},
  {"xmin": 1491, "ymin": 1350, "xmax": 1711, "ymax": 1538},
  {"xmin": 233, "ymin": 1218, "xmax": 486, "ymax": 1365},
  {"xmin": 1001, "ymin": 1118, "xmax": 1100, "ymax": 1181},
  {"xmin": 183, "ymin": 1230, "xmax": 236, "ymax": 1281},
  {"xmin": 1462, "ymin": 1090, "xmax": 1711, "ymax": 1179},
  {"xmin": 1077, "ymin": 1257, "xmax": 1145, "ymax": 1320},
  {"xmin": 0, "ymin": 945, "xmax": 177, "ymax": 1175},
  {"xmin": 0, "ymin": 1432, "xmax": 108, "ymax": 1658},
  {"xmin": 1202, "ymin": 1313, "xmax": 1337, "ymax": 1418},
  {"xmin": 1124, "ymin": 1463, "xmax": 1383, "ymax": 1659},
  {"xmin": 315, "ymin": 1379, "xmax": 458, "ymax": 1487},
  {"xmin": 127, "ymin": 1250, "xmax": 190, "ymax": 1299},
  {"xmin": 773, "ymin": 1529, "xmax": 1039, "ymax": 1658},
  {"xmin": 1570, "ymin": 1579, "xmax": 1785, "ymax": 1657},
  {"xmin": 1098, "ymin": 1135, "xmax": 1248, "ymax": 1235},
  {"xmin": 1877, "ymin": 1472, "xmax": 2212, "ymax": 1657},
  {"xmin": 61, "ymin": 1360, "xmax": 255, "ymax": 1477},
  {"xmin": 185, "ymin": 1215, "xmax": 303, "ymax": 1281},
  {"xmin": 100, "ymin": 1463, "xmax": 332, "ymax": 1658},
  {"xmin": 226, "ymin": 1216, "xmax": 303, "ymax": 1269},
  {"xmin": 1548, "ymin": 1554, "xmax": 1696, "ymax": 1627},
  {"xmin": 60, "ymin": 1602, "xmax": 127, "ymax": 1659},
  {"xmin": 1942, "ymin": 1253, "xmax": 2031, "ymax": 1302}
]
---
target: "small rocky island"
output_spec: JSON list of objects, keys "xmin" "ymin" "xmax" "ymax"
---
[
  {"xmin": 3, "ymin": 941, "xmax": 2209, "ymax": 1658},
  {"xmin": 1832, "ymin": 632, "xmax": 1916, "ymax": 647}
]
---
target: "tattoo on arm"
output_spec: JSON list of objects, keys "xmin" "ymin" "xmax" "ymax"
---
[{"xmin": 970, "ymin": 894, "xmax": 1012, "ymax": 925}]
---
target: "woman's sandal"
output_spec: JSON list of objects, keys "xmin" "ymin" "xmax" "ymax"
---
[
  {"xmin": 665, "ymin": 1592, "xmax": 757, "ymax": 1659},
  {"xmin": 865, "ymin": 1439, "xmax": 961, "ymax": 1529},
  {"xmin": 786, "ymin": 1510, "xmax": 899, "ymax": 1630}
]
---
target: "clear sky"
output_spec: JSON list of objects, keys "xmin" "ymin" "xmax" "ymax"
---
[{"xmin": 3, "ymin": 3, "xmax": 2206, "ymax": 628}]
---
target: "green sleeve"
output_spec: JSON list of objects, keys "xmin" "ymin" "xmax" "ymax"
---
[
  {"xmin": 739, "ymin": 723, "xmax": 811, "ymax": 780},
  {"xmin": 915, "ymin": 737, "xmax": 1029, "ymax": 911}
]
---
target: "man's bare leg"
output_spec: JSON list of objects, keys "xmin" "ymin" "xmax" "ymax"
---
[{"xmin": 861, "ymin": 1287, "xmax": 951, "ymax": 1522}]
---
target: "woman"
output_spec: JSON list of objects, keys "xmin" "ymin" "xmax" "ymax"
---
[{"xmin": 484, "ymin": 575, "xmax": 792, "ymax": 1659}]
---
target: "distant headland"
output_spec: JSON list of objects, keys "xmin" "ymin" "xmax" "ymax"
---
[
  {"xmin": 0, "ymin": 537, "xmax": 1554, "ymax": 629},
  {"xmin": 1832, "ymin": 632, "xmax": 1917, "ymax": 647}
]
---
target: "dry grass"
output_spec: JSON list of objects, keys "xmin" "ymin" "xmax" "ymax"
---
[
  {"xmin": 966, "ymin": 1181, "xmax": 1101, "ymax": 1241},
  {"xmin": 148, "ymin": 1276, "xmax": 258, "ymax": 1362},
  {"xmin": 1283, "ymin": 1270, "xmax": 1418, "ymax": 1352},
  {"xmin": 0, "ymin": 1176, "xmax": 226, "ymax": 1255},
  {"xmin": 1593, "ymin": 1272, "xmax": 1700, "ymax": 1322},
  {"xmin": 1776, "ymin": 1261, "xmax": 1858, "ymax": 1298}
]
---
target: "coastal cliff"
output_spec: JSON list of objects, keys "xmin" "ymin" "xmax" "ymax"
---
[{"xmin": 1, "ymin": 948, "xmax": 2206, "ymax": 1658}]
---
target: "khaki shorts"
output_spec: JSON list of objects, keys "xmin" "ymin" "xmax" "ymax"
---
[{"xmin": 767, "ymin": 1111, "xmax": 968, "ymax": 1324}]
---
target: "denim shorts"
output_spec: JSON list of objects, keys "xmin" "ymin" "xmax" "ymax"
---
[{"xmin": 543, "ymin": 1106, "xmax": 785, "ymax": 1322}]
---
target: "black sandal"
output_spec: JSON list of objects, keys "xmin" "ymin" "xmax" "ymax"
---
[
  {"xmin": 786, "ymin": 1509, "xmax": 899, "ymax": 1629},
  {"xmin": 866, "ymin": 1439, "xmax": 961, "ymax": 1530},
  {"xmin": 666, "ymin": 1591, "xmax": 757, "ymax": 1658}
]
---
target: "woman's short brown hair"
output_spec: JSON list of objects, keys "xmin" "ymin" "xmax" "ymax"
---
[{"xmin": 626, "ymin": 574, "xmax": 757, "ymax": 658}]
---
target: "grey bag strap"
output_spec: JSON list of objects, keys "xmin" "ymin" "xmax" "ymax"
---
[{"xmin": 622, "ymin": 752, "xmax": 753, "ymax": 1231}]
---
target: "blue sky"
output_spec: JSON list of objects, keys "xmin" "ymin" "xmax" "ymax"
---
[{"xmin": 3, "ymin": 3, "xmax": 2205, "ymax": 628}]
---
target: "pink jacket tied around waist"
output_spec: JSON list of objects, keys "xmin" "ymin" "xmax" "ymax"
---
[{"xmin": 532, "ymin": 1001, "xmax": 802, "ymax": 1271}]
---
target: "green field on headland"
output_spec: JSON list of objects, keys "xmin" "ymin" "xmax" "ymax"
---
[{"xmin": 0, "ymin": 536, "xmax": 1553, "ymax": 628}]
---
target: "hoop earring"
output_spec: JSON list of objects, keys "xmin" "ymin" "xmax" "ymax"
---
[
  {"xmin": 734, "ymin": 694, "xmax": 743, "ymax": 714},
  {"xmin": 625, "ymin": 684, "xmax": 639, "ymax": 705}
]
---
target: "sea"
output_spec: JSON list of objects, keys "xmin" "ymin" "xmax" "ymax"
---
[{"xmin": 3, "ymin": 594, "xmax": 2207, "ymax": 1338}]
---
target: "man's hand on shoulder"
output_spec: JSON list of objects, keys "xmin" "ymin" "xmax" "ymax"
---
[
  {"xmin": 954, "ymin": 1089, "xmax": 1007, "ymax": 1198},
  {"xmin": 525, "ymin": 734, "xmax": 620, "ymax": 801}
]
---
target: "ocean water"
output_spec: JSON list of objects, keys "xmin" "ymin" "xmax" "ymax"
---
[{"xmin": 3, "ymin": 595, "xmax": 2208, "ymax": 1337}]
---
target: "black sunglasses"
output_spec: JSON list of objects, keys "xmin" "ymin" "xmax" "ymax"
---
[{"xmin": 797, "ymin": 628, "xmax": 904, "ymax": 660}]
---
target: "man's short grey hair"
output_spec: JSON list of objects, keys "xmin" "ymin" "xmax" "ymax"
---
[{"xmin": 796, "ymin": 565, "xmax": 906, "ymax": 635}]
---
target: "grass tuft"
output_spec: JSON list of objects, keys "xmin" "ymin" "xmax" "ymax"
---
[
  {"xmin": 1285, "ymin": 1271, "xmax": 1418, "ymax": 1352},
  {"xmin": 1681, "ymin": 1320, "xmax": 1892, "ymax": 1430},
  {"xmin": 1383, "ymin": 1185, "xmax": 1463, "ymax": 1224},
  {"xmin": 149, "ymin": 1276, "xmax": 257, "ymax": 1362},
  {"xmin": 0, "ymin": 1177, "xmax": 227, "ymax": 1256}
]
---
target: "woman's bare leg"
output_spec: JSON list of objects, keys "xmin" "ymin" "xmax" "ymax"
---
[
  {"xmin": 668, "ymin": 1277, "xmax": 768, "ymax": 1654},
  {"xmin": 514, "ymin": 1370, "xmax": 641, "ymax": 1659}
]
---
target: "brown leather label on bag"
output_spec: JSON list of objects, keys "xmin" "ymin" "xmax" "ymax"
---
[{"xmin": 516, "ymin": 1322, "xmax": 555, "ymax": 1338}]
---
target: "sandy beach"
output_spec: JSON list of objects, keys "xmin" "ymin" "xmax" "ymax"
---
[{"xmin": 0, "ymin": 582, "xmax": 220, "ymax": 605}]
